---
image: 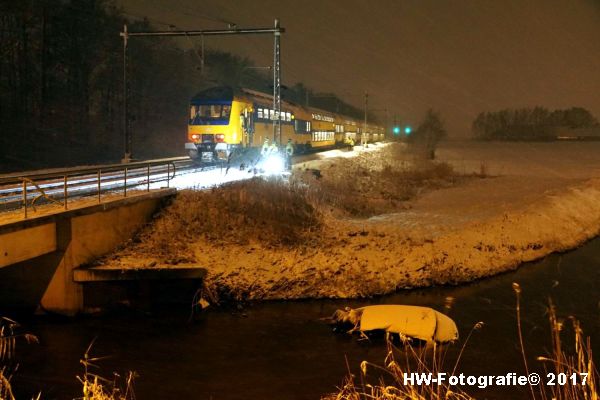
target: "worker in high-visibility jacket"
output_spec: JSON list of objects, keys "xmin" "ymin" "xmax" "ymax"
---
[
  {"xmin": 285, "ymin": 139, "xmax": 294, "ymax": 170},
  {"xmin": 261, "ymin": 138, "xmax": 271, "ymax": 157}
]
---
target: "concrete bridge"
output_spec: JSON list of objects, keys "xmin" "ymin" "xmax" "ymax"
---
[{"xmin": 0, "ymin": 189, "xmax": 206, "ymax": 316}]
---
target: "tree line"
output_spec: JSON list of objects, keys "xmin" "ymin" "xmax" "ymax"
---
[
  {"xmin": 472, "ymin": 107, "xmax": 599, "ymax": 141},
  {"xmin": 0, "ymin": 0, "xmax": 363, "ymax": 171}
]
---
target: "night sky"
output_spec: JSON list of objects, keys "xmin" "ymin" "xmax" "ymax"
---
[{"xmin": 119, "ymin": 0, "xmax": 600, "ymax": 136}]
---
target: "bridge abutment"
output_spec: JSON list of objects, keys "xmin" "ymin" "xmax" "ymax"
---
[{"xmin": 0, "ymin": 189, "xmax": 176, "ymax": 315}]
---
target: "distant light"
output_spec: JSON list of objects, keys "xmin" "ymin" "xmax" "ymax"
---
[
  {"xmin": 393, "ymin": 126, "xmax": 400, "ymax": 135},
  {"xmin": 404, "ymin": 126, "xmax": 412, "ymax": 134}
]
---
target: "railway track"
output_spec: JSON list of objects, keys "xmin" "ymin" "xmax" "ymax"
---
[
  {"xmin": 0, "ymin": 145, "xmax": 363, "ymax": 217},
  {"xmin": 0, "ymin": 157, "xmax": 210, "ymax": 214}
]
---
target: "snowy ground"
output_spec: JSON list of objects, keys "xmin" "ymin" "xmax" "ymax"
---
[
  {"xmin": 102, "ymin": 140, "xmax": 600, "ymax": 301},
  {"xmin": 158, "ymin": 143, "xmax": 390, "ymax": 191}
]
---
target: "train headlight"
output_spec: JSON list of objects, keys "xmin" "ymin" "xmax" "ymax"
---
[
  {"xmin": 191, "ymin": 134, "xmax": 199, "ymax": 140},
  {"xmin": 263, "ymin": 154, "xmax": 285, "ymax": 175},
  {"xmin": 215, "ymin": 134, "xmax": 225, "ymax": 143}
]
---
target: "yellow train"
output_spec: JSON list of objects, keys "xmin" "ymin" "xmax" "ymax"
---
[{"xmin": 184, "ymin": 86, "xmax": 385, "ymax": 163}]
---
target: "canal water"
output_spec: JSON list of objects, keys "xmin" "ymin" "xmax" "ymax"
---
[{"xmin": 10, "ymin": 238, "xmax": 600, "ymax": 400}]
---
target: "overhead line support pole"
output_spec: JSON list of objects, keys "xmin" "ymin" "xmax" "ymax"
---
[
  {"xmin": 363, "ymin": 91, "xmax": 368, "ymax": 147},
  {"xmin": 273, "ymin": 19, "xmax": 282, "ymax": 145},
  {"xmin": 119, "ymin": 21, "xmax": 285, "ymax": 162},
  {"xmin": 121, "ymin": 24, "xmax": 130, "ymax": 163}
]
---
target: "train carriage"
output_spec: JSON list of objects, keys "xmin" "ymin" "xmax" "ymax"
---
[
  {"xmin": 185, "ymin": 86, "xmax": 384, "ymax": 163},
  {"xmin": 308, "ymin": 108, "xmax": 337, "ymax": 150},
  {"xmin": 343, "ymin": 119, "xmax": 358, "ymax": 145}
]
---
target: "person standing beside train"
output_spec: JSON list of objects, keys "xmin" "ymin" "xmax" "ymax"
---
[
  {"xmin": 261, "ymin": 138, "xmax": 271, "ymax": 157},
  {"xmin": 285, "ymin": 138, "xmax": 294, "ymax": 170}
]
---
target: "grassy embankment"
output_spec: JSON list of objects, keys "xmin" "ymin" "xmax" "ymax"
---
[
  {"xmin": 111, "ymin": 143, "xmax": 465, "ymax": 301},
  {"xmin": 131, "ymin": 144, "xmax": 460, "ymax": 259}
]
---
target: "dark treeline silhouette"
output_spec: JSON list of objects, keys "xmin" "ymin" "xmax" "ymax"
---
[
  {"xmin": 0, "ymin": 0, "xmax": 203, "ymax": 170},
  {"xmin": 472, "ymin": 107, "xmax": 599, "ymax": 141},
  {"xmin": 0, "ymin": 0, "xmax": 362, "ymax": 172}
]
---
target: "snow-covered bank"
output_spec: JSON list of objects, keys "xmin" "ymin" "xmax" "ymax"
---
[
  {"xmin": 103, "ymin": 141, "xmax": 600, "ymax": 301},
  {"xmin": 185, "ymin": 177, "xmax": 600, "ymax": 300}
]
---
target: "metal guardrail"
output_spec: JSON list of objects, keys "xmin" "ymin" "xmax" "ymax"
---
[{"xmin": 0, "ymin": 157, "xmax": 191, "ymax": 219}]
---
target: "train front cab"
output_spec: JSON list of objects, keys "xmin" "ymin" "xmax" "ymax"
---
[{"xmin": 186, "ymin": 87, "xmax": 255, "ymax": 162}]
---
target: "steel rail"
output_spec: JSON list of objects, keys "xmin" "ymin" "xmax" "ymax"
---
[
  {"xmin": 0, "ymin": 157, "xmax": 199, "ymax": 218},
  {"xmin": 0, "ymin": 156, "xmax": 190, "ymax": 185}
]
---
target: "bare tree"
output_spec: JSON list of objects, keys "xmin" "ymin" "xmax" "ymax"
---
[{"xmin": 410, "ymin": 109, "xmax": 447, "ymax": 159}]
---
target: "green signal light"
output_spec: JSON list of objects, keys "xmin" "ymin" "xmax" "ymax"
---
[
  {"xmin": 393, "ymin": 126, "xmax": 400, "ymax": 134},
  {"xmin": 404, "ymin": 126, "xmax": 412, "ymax": 134}
]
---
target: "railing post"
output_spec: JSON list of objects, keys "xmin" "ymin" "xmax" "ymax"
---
[
  {"xmin": 167, "ymin": 164, "xmax": 170, "ymax": 188},
  {"xmin": 98, "ymin": 169, "xmax": 101, "ymax": 203},
  {"xmin": 63, "ymin": 175, "xmax": 68, "ymax": 210},
  {"xmin": 124, "ymin": 167, "xmax": 128, "ymax": 197},
  {"xmin": 147, "ymin": 164, "xmax": 150, "ymax": 192},
  {"xmin": 22, "ymin": 179, "xmax": 27, "ymax": 219}
]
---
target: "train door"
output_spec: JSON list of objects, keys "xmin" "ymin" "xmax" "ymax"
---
[{"xmin": 241, "ymin": 107, "xmax": 254, "ymax": 147}]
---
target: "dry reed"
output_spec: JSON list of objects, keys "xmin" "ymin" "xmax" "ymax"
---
[
  {"xmin": 77, "ymin": 340, "xmax": 137, "ymax": 400},
  {"xmin": 326, "ymin": 284, "xmax": 598, "ymax": 400},
  {"xmin": 322, "ymin": 325, "xmax": 481, "ymax": 400},
  {"xmin": 0, "ymin": 317, "xmax": 39, "ymax": 400},
  {"xmin": 513, "ymin": 283, "xmax": 599, "ymax": 400}
]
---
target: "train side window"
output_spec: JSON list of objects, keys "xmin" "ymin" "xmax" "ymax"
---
[
  {"xmin": 258, "ymin": 109, "xmax": 264, "ymax": 119},
  {"xmin": 269, "ymin": 109, "xmax": 275, "ymax": 120}
]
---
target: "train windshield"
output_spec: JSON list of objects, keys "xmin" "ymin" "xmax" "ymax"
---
[{"xmin": 189, "ymin": 104, "xmax": 231, "ymax": 124}]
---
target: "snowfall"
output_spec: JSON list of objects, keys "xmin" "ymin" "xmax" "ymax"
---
[{"xmin": 104, "ymin": 140, "xmax": 600, "ymax": 301}]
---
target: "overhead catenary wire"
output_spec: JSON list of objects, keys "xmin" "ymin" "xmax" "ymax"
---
[{"xmin": 120, "ymin": 20, "xmax": 285, "ymax": 159}]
